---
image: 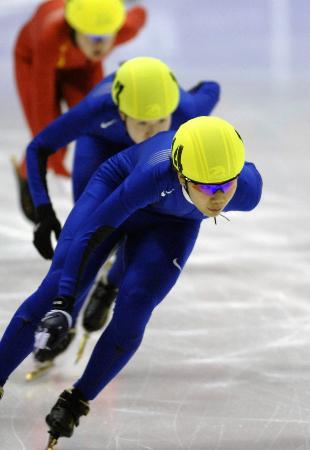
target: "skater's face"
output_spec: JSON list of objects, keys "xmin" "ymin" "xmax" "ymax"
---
[
  {"xmin": 178, "ymin": 174, "xmax": 238, "ymax": 217},
  {"xmin": 121, "ymin": 113, "xmax": 172, "ymax": 143},
  {"xmin": 76, "ymin": 32, "xmax": 115, "ymax": 61}
]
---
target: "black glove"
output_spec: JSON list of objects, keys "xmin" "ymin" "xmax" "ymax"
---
[
  {"xmin": 34, "ymin": 296, "xmax": 75, "ymax": 362},
  {"xmin": 33, "ymin": 204, "xmax": 62, "ymax": 259}
]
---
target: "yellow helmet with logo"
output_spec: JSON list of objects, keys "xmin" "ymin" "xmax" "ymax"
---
[
  {"xmin": 112, "ymin": 57, "xmax": 180, "ymax": 120},
  {"xmin": 171, "ymin": 116, "xmax": 245, "ymax": 184},
  {"xmin": 65, "ymin": 0, "xmax": 126, "ymax": 36}
]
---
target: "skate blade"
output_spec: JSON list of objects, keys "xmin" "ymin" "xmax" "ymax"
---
[
  {"xmin": 11, "ymin": 155, "xmax": 18, "ymax": 167},
  {"xmin": 11, "ymin": 155, "xmax": 20, "ymax": 175},
  {"xmin": 102, "ymin": 258, "xmax": 113, "ymax": 272},
  {"xmin": 26, "ymin": 361, "xmax": 54, "ymax": 381},
  {"xmin": 75, "ymin": 332, "xmax": 90, "ymax": 364},
  {"xmin": 46, "ymin": 436, "xmax": 58, "ymax": 450}
]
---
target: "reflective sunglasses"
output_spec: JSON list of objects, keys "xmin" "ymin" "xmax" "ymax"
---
[
  {"xmin": 185, "ymin": 177, "xmax": 237, "ymax": 196},
  {"xmin": 86, "ymin": 34, "xmax": 113, "ymax": 43}
]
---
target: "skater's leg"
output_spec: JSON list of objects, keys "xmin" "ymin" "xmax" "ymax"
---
[
  {"xmin": 74, "ymin": 219, "xmax": 201, "ymax": 399},
  {"xmin": 71, "ymin": 230, "xmax": 124, "ymax": 323},
  {"xmin": 79, "ymin": 240, "xmax": 125, "ymax": 334},
  {"xmin": 0, "ymin": 215, "xmax": 80, "ymax": 384},
  {"xmin": 0, "ymin": 187, "xmax": 116, "ymax": 384},
  {"xmin": 0, "ymin": 269, "xmax": 61, "ymax": 385}
]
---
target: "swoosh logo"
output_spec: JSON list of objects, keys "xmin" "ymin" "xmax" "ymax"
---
[
  {"xmin": 100, "ymin": 119, "xmax": 117, "ymax": 129},
  {"xmin": 173, "ymin": 258, "xmax": 182, "ymax": 271},
  {"xmin": 161, "ymin": 189, "xmax": 175, "ymax": 197}
]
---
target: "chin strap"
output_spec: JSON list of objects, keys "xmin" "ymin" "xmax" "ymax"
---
[
  {"xmin": 219, "ymin": 213, "xmax": 230, "ymax": 221},
  {"xmin": 182, "ymin": 179, "xmax": 231, "ymax": 225},
  {"xmin": 184, "ymin": 179, "xmax": 190, "ymax": 195},
  {"xmin": 214, "ymin": 213, "xmax": 230, "ymax": 225}
]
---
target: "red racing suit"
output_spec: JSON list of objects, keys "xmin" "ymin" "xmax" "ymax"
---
[{"xmin": 14, "ymin": 0, "xmax": 146, "ymax": 177}]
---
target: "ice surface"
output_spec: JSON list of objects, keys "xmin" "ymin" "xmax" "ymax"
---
[{"xmin": 1, "ymin": 1, "xmax": 310, "ymax": 449}]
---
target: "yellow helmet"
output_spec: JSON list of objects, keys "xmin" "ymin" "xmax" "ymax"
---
[
  {"xmin": 171, "ymin": 116, "xmax": 245, "ymax": 184},
  {"xmin": 112, "ymin": 57, "xmax": 180, "ymax": 120},
  {"xmin": 65, "ymin": 0, "xmax": 126, "ymax": 36}
]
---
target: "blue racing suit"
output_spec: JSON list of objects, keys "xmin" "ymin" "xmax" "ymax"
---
[
  {"xmin": 26, "ymin": 73, "xmax": 220, "ymax": 291},
  {"xmin": 26, "ymin": 74, "xmax": 220, "ymax": 206},
  {"xmin": 0, "ymin": 131, "xmax": 262, "ymax": 400}
]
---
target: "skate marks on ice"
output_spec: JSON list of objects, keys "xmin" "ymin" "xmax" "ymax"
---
[
  {"xmin": 0, "ymin": 158, "xmax": 310, "ymax": 450},
  {"xmin": 1, "ymin": 2, "xmax": 310, "ymax": 449},
  {"xmin": 1, "ymin": 186, "xmax": 310, "ymax": 450}
]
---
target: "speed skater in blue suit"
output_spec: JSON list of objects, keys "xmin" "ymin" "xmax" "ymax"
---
[
  {"xmin": 0, "ymin": 116, "xmax": 262, "ymax": 448},
  {"xmin": 25, "ymin": 56, "xmax": 220, "ymax": 363}
]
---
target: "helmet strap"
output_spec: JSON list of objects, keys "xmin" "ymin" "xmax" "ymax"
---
[{"xmin": 184, "ymin": 177, "xmax": 190, "ymax": 196}]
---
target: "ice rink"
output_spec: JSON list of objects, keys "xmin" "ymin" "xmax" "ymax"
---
[{"xmin": 1, "ymin": 1, "xmax": 310, "ymax": 449}]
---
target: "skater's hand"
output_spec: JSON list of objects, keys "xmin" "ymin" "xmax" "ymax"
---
[
  {"xmin": 188, "ymin": 81, "xmax": 205, "ymax": 94},
  {"xmin": 34, "ymin": 297, "xmax": 74, "ymax": 362},
  {"xmin": 33, "ymin": 204, "xmax": 62, "ymax": 259}
]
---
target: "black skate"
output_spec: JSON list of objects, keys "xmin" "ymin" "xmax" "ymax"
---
[
  {"xmin": 34, "ymin": 327, "xmax": 76, "ymax": 363},
  {"xmin": 26, "ymin": 328, "xmax": 76, "ymax": 381},
  {"xmin": 11, "ymin": 156, "xmax": 36, "ymax": 223},
  {"xmin": 76, "ymin": 281, "xmax": 118, "ymax": 363},
  {"xmin": 83, "ymin": 281, "xmax": 118, "ymax": 332},
  {"xmin": 46, "ymin": 388, "xmax": 89, "ymax": 448}
]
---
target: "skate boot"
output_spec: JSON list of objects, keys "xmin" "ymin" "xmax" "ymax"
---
[
  {"xmin": 45, "ymin": 388, "xmax": 89, "ymax": 448},
  {"xmin": 11, "ymin": 156, "xmax": 36, "ymax": 223},
  {"xmin": 76, "ymin": 281, "xmax": 118, "ymax": 363},
  {"xmin": 26, "ymin": 328, "xmax": 76, "ymax": 381},
  {"xmin": 84, "ymin": 281, "xmax": 118, "ymax": 332}
]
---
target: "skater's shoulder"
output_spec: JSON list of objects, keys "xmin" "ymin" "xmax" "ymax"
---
[
  {"xmin": 122, "ymin": 131, "xmax": 175, "ymax": 172},
  {"xmin": 87, "ymin": 74, "xmax": 115, "ymax": 101},
  {"xmin": 31, "ymin": 0, "xmax": 66, "ymax": 40},
  {"xmin": 83, "ymin": 75, "xmax": 118, "ymax": 118},
  {"xmin": 225, "ymin": 161, "xmax": 263, "ymax": 212},
  {"xmin": 107, "ymin": 133, "xmax": 175, "ymax": 187}
]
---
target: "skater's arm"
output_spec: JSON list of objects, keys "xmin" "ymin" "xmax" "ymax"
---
[
  {"xmin": 188, "ymin": 81, "xmax": 221, "ymax": 116},
  {"xmin": 171, "ymin": 83, "xmax": 220, "ymax": 129},
  {"xmin": 58, "ymin": 166, "xmax": 161, "ymax": 298},
  {"xmin": 27, "ymin": 96, "xmax": 111, "ymax": 260},
  {"xmin": 114, "ymin": 6, "xmax": 147, "ymax": 45},
  {"xmin": 29, "ymin": 24, "xmax": 62, "ymax": 135},
  {"xmin": 26, "ymin": 95, "xmax": 104, "ymax": 208},
  {"xmin": 225, "ymin": 162, "xmax": 263, "ymax": 212}
]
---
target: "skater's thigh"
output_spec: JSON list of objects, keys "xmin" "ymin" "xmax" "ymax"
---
[
  {"xmin": 121, "ymin": 219, "xmax": 201, "ymax": 301},
  {"xmin": 16, "ymin": 269, "xmax": 62, "ymax": 322},
  {"xmin": 77, "ymin": 229, "xmax": 124, "ymax": 297}
]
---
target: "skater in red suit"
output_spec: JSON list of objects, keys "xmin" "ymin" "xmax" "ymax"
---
[{"xmin": 13, "ymin": 0, "xmax": 146, "ymax": 222}]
